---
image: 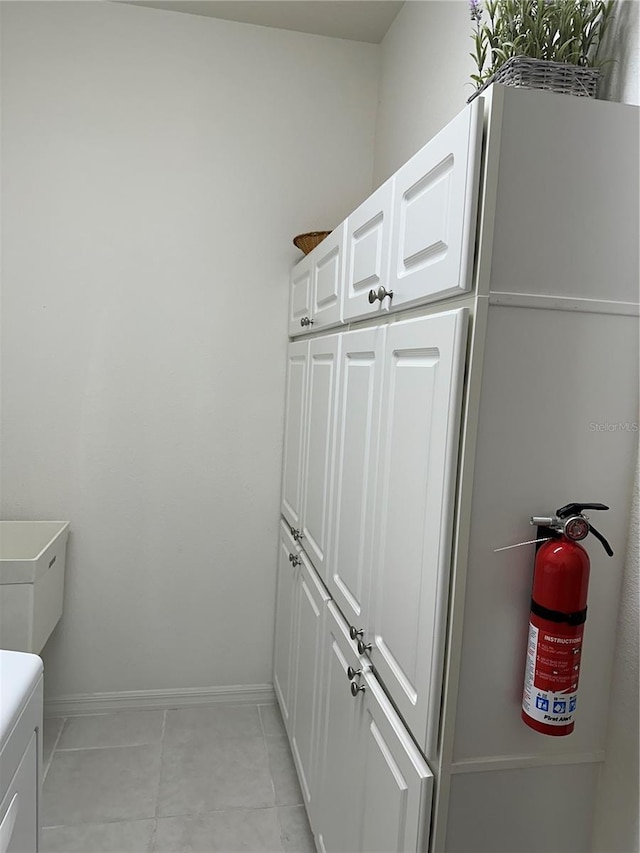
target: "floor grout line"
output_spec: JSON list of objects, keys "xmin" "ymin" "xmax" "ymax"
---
[{"xmin": 152, "ymin": 709, "xmax": 168, "ymax": 823}]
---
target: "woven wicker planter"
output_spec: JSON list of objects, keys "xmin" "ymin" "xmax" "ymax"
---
[{"xmin": 468, "ymin": 56, "xmax": 600, "ymax": 103}]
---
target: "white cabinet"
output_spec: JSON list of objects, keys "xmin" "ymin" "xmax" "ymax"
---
[
  {"xmin": 316, "ymin": 603, "xmax": 434, "ymax": 853},
  {"xmin": 301, "ymin": 335, "xmax": 340, "ymax": 575},
  {"xmin": 274, "ymin": 522, "xmax": 330, "ymax": 825},
  {"xmin": 281, "ymin": 341, "xmax": 308, "ymax": 533},
  {"xmin": 0, "ymin": 734, "xmax": 37, "ymax": 853},
  {"xmin": 273, "ymin": 521, "xmax": 300, "ymax": 733},
  {"xmin": 368, "ymin": 309, "xmax": 468, "ymax": 758},
  {"xmin": 289, "ymin": 258, "xmax": 313, "ymax": 338},
  {"xmin": 281, "ymin": 334, "xmax": 340, "ymax": 577},
  {"xmin": 343, "ymin": 180, "xmax": 394, "ymax": 323},
  {"xmin": 277, "ymin": 86, "xmax": 639, "ymax": 853},
  {"xmin": 389, "ymin": 101, "xmax": 483, "ymax": 309},
  {"xmin": 328, "ymin": 326, "xmax": 385, "ymax": 623},
  {"xmin": 291, "ymin": 554, "xmax": 330, "ymax": 825},
  {"xmin": 289, "ymin": 225, "xmax": 346, "ymax": 337}
]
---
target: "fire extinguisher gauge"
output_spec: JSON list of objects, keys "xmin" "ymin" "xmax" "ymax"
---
[{"xmin": 564, "ymin": 516, "xmax": 590, "ymax": 541}]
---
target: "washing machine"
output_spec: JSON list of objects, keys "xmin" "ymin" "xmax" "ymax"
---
[{"xmin": 0, "ymin": 651, "xmax": 43, "ymax": 853}]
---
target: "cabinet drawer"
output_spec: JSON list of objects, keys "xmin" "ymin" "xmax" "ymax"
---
[{"xmin": 389, "ymin": 99, "xmax": 483, "ymax": 310}]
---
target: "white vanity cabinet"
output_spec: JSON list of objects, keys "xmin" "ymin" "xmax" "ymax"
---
[{"xmin": 275, "ymin": 85, "xmax": 639, "ymax": 853}]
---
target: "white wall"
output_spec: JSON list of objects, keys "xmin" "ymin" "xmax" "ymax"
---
[
  {"xmin": 373, "ymin": 0, "xmax": 474, "ymax": 187},
  {"xmin": 0, "ymin": 0, "xmax": 379, "ymax": 697},
  {"xmin": 374, "ymin": 3, "xmax": 639, "ymax": 852}
]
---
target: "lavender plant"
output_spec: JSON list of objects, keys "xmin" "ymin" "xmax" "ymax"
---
[{"xmin": 470, "ymin": 0, "xmax": 615, "ymax": 88}]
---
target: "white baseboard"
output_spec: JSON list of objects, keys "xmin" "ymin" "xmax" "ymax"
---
[{"xmin": 45, "ymin": 683, "xmax": 275, "ymax": 717}]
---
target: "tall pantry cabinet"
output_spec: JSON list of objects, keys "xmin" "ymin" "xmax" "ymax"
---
[{"xmin": 274, "ymin": 84, "xmax": 639, "ymax": 853}]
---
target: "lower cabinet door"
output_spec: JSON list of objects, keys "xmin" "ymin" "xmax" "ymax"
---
[
  {"xmin": 316, "ymin": 603, "xmax": 434, "ymax": 853},
  {"xmin": 315, "ymin": 603, "xmax": 362, "ymax": 853},
  {"xmin": 291, "ymin": 555, "xmax": 330, "ymax": 826},
  {"xmin": 354, "ymin": 671, "xmax": 434, "ymax": 853},
  {"xmin": 273, "ymin": 521, "xmax": 300, "ymax": 733}
]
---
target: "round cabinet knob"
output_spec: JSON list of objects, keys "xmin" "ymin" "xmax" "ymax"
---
[
  {"xmin": 349, "ymin": 626, "xmax": 364, "ymax": 641},
  {"xmin": 351, "ymin": 681, "xmax": 366, "ymax": 697},
  {"xmin": 346, "ymin": 666, "xmax": 362, "ymax": 681},
  {"xmin": 368, "ymin": 286, "xmax": 394, "ymax": 304},
  {"xmin": 357, "ymin": 639, "xmax": 372, "ymax": 655}
]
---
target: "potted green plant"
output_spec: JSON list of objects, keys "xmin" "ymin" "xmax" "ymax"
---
[{"xmin": 468, "ymin": 0, "xmax": 615, "ymax": 101}]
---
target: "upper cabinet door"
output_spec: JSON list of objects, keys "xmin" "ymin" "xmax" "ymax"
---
[
  {"xmin": 289, "ymin": 255, "xmax": 313, "ymax": 337},
  {"xmin": 281, "ymin": 340, "xmax": 309, "ymax": 530},
  {"xmin": 368, "ymin": 309, "xmax": 469, "ymax": 760},
  {"xmin": 343, "ymin": 180, "xmax": 394, "ymax": 323},
  {"xmin": 389, "ymin": 100, "xmax": 483, "ymax": 310},
  {"xmin": 328, "ymin": 326, "xmax": 385, "ymax": 627},
  {"xmin": 301, "ymin": 335, "xmax": 341, "ymax": 575},
  {"xmin": 312, "ymin": 223, "xmax": 345, "ymax": 331}
]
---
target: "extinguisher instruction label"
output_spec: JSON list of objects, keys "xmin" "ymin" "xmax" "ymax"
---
[{"xmin": 522, "ymin": 622, "xmax": 581, "ymax": 727}]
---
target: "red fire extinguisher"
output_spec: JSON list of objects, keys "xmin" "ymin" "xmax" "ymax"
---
[{"xmin": 521, "ymin": 502, "xmax": 613, "ymax": 736}]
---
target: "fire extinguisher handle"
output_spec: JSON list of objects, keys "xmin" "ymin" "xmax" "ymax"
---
[
  {"xmin": 588, "ymin": 522, "xmax": 614, "ymax": 557},
  {"xmin": 556, "ymin": 502, "xmax": 609, "ymax": 517}
]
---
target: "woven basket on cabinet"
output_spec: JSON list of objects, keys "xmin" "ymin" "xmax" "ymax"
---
[
  {"xmin": 293, "ymin": 231, "xmax": 332, "ymax": 255},
  {"xmin": 468, "ymin": 56, "xmax": 601, "ymax": 102}
]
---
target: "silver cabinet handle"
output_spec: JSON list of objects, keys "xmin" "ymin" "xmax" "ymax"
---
[
  {"xmin": 368, "ymin": 286, "xmax": 394, "ymax": 304},
  {"xmin": 357, "ymin": 639, "xmax": 372, "ymax": 655},
  {"xmin": 300, "ymin": 317, "xmax": 315, "ymax": 327},
  {"xmin": 349, "ymin": 626, "xmax": 364, "ymax": 640},
  {"xmin": 288, "ymin": 553, "xmax": 301, "ymax": 566},
  {"xmin": 346, "ymin": 666, "xmax": 362, "ymax": 681},
  {"xmin": 289, "ymin": 526, "xmax": 303, "ymax": 542},
  {"xmin": 351, "ymin": 681, "xmax": 366, "ymax": 697}
]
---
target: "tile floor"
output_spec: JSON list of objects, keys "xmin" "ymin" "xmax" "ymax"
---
[{"xmin": 41, "ymin": 704, "xmax": 315, "ymax": 853}]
